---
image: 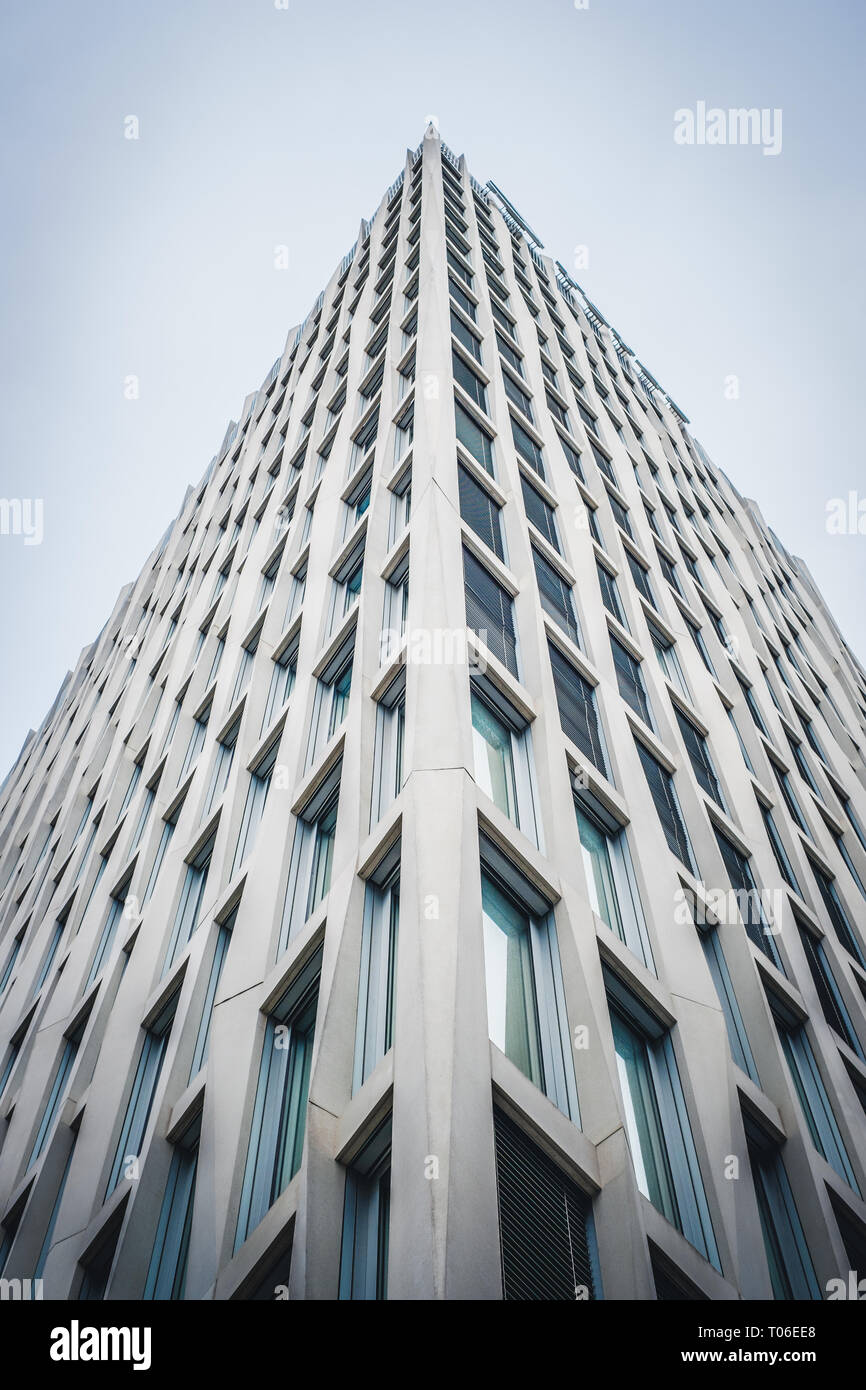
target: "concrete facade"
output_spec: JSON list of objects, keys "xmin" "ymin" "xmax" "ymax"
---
[{"xmin": 1, "ymin": 128, "xmax": 865, "ymax": 1301}]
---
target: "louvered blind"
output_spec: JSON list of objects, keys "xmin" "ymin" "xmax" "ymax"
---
[
  {"xmin": 534, "ymin": 551, "xmax": 580, "ymax": 647},
  {"xmin": 455, "ymin": 399, "xmax": 494, "ymax": 473},
  {"xmin": 635, "ymin": 740, "xmax": 695, "ymax": 871},
  {"xmin": 503, "ymin": 372, "xmax": 534, "ymax": 422},
  {"xmin": 510, "ymin": 416, "xmax": 545, "ymax": 478},
  {"xmin": 559, "ymin": 434, "xmax": 584, "ymax": 481},
  {"xmin": 627, "ymin": 552, "xmax": 655, "ymax": 606},
  {"xmin": 714, "ymin": 828, "xmax": 777, "ymax": 961},
  {"xmin": 597, "ymin": 562, "xmax": 623, "ymax": 623},
  {"xmin": 521, "ymin": 476, "xmax": 557, "ymax": 549},
  {"xmin": 609, "ymin": 494, "xmax": 632, "ymax": 537},
  {"xmin": 674, "ymin": 708, "xmax": 723, "ymax": 807},
  {"xmin": 611, "ymin": 636, "xmax": 651, "ymax": 725},
  {"xmin": 549, "ymin": 642, "xmax": 606, "ymax": 774},
  {"xmin": 493, "ymin": 1107, "xmax": 597, "ymax": 1301},
  {"xmin": 458, "ymin": 465, "xmax": 503, "ymax": 560},
  {"xmin": 463, "ymin": 548, "xmax": 517, "ymax": 675}
]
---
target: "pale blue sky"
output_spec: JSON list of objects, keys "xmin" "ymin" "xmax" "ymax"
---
[{"xmin": 1, "ymin": 0, "xmax": 864, "ymax": 779}]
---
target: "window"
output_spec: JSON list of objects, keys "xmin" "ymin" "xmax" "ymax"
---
[
  {"xmin": 142, "ymin": 804, "xmax": 181, "ymax": 904},
  {"xmin": 87, "ymin": 876, "xmax": 131, "ymax": 988},
  {"xmin": 143, "ymin": 1119, "xmax": 200, "ymax": 1300},
  {"xmin": 810, "ymin": 861, "xmax": 864, "ymax": 966},
  {"xmin": 339, "ymin": 1120, "xmax": 391, "ymax": 1300},
  {"xmin": 228, "ymin": 739, "xmax": 280, "ymax": 878},
  {"xmin": 351, "ymin": 404, "xmax": 380, "ymax": 466},
  {"xmin": 521, "ymin": 475, "xmax": 558, "ymax": 551},
  {"xmin": 770, "ymin": 998, "xmax": 859, "ymax": 1193},
  {"xmin": 78, "ymin": 1217, "xmax": 121, "ymax": 1300},
  {"xmin": 452, "ymin": 349, "xmax": 487, "ymax": 413},
  {"xmin": 131, "ymin": 784, "xmax": 156, "ymax": 852},
  {"xmin": 262, "ymin": 636, "xmax": 298, "ymax": 734},
  {"xmin": 344, "ymin": 468, "xmax": 371, "ymax": 535},
  {"xmin": 786, "ymin": 733, "xmax": 820, "ymax": 798},
  {"xmin": 608, "ymin": 493, "xmax": 632, "ymax": 538},
  {"xmin": 455, "ymin": 399, "xmax": 494, "ymax": 474},
  {"xmin": 597, "ymin": 561, "xmax": 626, "ymax": 627},
  {"xmin": 230, "ymin": 630, "xmax": 260, "ymax": 706},
  {"xmin": 450, "ymin": 309, "xmax": 482, "ymax": 363},
  {"xmin": 797, "ymin": 923, "xmax": 863, "ymax": 1058},
  {"xmin": 627, "ymin": 552, "xmax": 656, "ymax": 609},
  {"xmin": 178, "ymin": 702, "xmax": 210, "ymax": 783},
  {"xmin": 760, "ymin": 801, "xmax": 800, "ymax": 894},
  {"xmin": 607, "ymin": 976, "xmax": 719, "ymax": 1268},
  {"xmin": 685, "ymin": 616, "xmax": 716, "ymax": 677},
  {"xmin": 770, "ymin": 759, "xmax": 811, "ymax": 838},
  {"xmin": 371, "ymin": 670, "xmax": 405, "ymax": 824},
  {"xmin": 635, "ymin": 740, "xmax": 696, "ymax": 872},
  {"xmin": 202, "ymin": 718, "xmax": 239, "ymax": 821},
  {"xmin": 657, "ymin": 549, "xmax": 683, "ymax": 596},
  {"xmin": 458, "ymin": 464, "xmax": 504, "ymax": 560},
  {"xmin": 257, "ymin": 549, "xmax": 283, "ymax": 611},
  {"xmin": 206, "ymin": 633, "xmax": 225, "ymax": 688},
  {"xmin": 393, "ymin": 401, "xmax": 414, "ymax": 460},
  {"xmin": 744, "ymin": 1120, "xmax": 820, "ymax": 1300},
  {"xmin": 495, "ymin": 330, "xmax": 523, "ymax": 376},
  {"xmin": 736, "ymin": 673, "xmax": 768, "ymax": 736},
  {"xmin": 332, "ymin": 552, "xmax": 363, "ymax": 623},
  {"xmin": 354, "ymin": 856, "xmax": 400, "ymax": 1090},
  {"xmin": 533, "ymin": 549, "xmax": 580, "ymax": 647},
  {"xmin": 448, "ymin": 276, "xmax": 476, "ymax": 321},
  {"xmin": 280, "ymin": 764, "xmax": 342, "ymax": 950},
  {"xmin": 471, "ymin": 683, "xmax": 539, "ymax": 843},
  {"xmin": 189, "ymin": 914, "xmax": 233, "ymax": 1081},
  {"xmin": 33, "ymin": 914, "xmax": 66, "ymax": 995},
  {"xmin": 510, "ymin": 415, "xmax": 544, "ymax": 477},
  {"xmin": 545, "ymin": 389, "xmax": 571, "ymax": 433},
  {"xmin": 549, "ymin": 642, "xmax": 608, "ymax": 776},
  {"xmin": 235, "ymin": 948, "xmax": 321, "ymax": 1248},
  {"xmin": 463, "ymin": 547, "xmax": 517, "ymax": 677},
  {"xmin": 611, "ymin": 635, "xmax": 653, "ymax": 727},
  {"xmin": 650, "ymin": 624, "xmax": 689, "ymax": 701},
  {"xmin": 386, "ymin": 469, "xmax": 414, "ymax": 550},
  {"xmin": 493, "ymin": 1106, "xmax": 599, "ymax": 1301},
  {"xmin": 714, "ymin": 828, "xmax": 783, "ymax": 969},
  {"xmin": 481, "ymin": 853, "xmax": 578, "ymax": 1119},
  {"xmin": 674, "ymin": 708, "xmax": 725, "ymax": 810},
  {"xmin": 696, "ymin": 920, "xmax": 759, "ymax": 1082},
  {"xmin": 118, "ymin": 761, "xmax": 142, "ymax": 818},
  {"xmin": 106, "ymin": 991, "xmax": 177, "ymax": 1197},
  {"xmin": 29, "ymin": 1017, "xmax": 86, "ymax": 1167},
  {"xmin": 502, "ymin": 371, "xmax": 534, "ymax": 423},
  {"xmin": 831, "ymin": 828, "xmax": 866, "ymax": 901},
  {"xmin": 307, "ymin": 639, "xmax": 354, "ymax": 767},
  {"xmin": 576, "ymin": 800, "xmax": 653, "ymax": 968},
  {"xmin": 0, "ymin": 932, "xmax": 23, "ymax": 995},
  {"xmin": 382, "ymin": 553, "xmax": 409, "ymax": 654},
  {"xmin": 34, "ymin": 1139, "xmax": 76, "ymax": 1282},
  {"xmin": 284, "ymin": 564, "xmax": 306, "ymax": 626}
]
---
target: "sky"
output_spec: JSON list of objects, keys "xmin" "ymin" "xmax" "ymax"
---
[{"xmin": 0, "ymin": 0, "xmax": 864, "ymax": 782}]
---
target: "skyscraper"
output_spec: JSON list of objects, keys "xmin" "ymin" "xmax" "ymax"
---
[{"xmin": 1, "ymin": 127, "xmax": 865, "ymax": 1301}]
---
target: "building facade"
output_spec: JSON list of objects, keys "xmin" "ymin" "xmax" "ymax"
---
[{"xmin": 1, "ymin": 127, "xmax": 865, "ymax": 1301}]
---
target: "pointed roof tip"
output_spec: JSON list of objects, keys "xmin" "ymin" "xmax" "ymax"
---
[{"xmin": 423, "ymin": 117, "xmax": 441, "ymax": 141}]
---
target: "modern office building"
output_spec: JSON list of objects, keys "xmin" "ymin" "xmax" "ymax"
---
[{"xmin": 1, "ymin": 127, "xmax": 866, "ymax": 1302}]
